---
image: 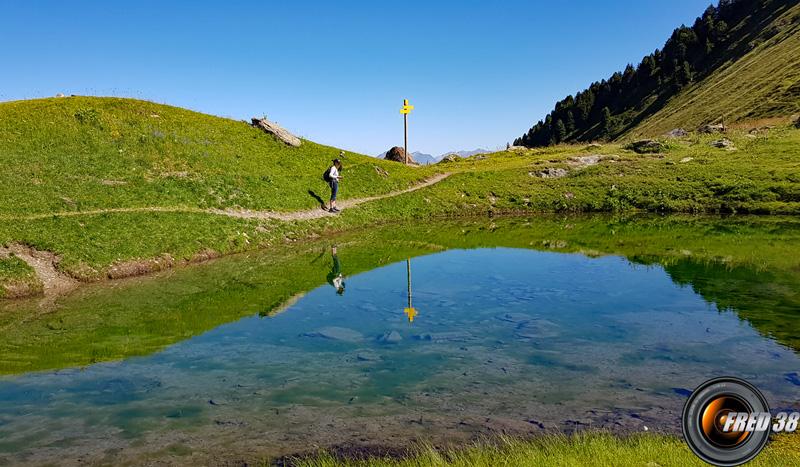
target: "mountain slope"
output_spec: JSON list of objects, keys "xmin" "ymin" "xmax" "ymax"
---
[
  {"xmin": 515, "ymin": 0, "xmax": 800, "ymax": 146},
  {"xmin": 630, "ymin": 6, "xmax": 800, "ymax": 136}
]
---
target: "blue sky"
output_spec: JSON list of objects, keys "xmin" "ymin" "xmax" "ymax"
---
[{"xmin": 1, "ymin": 0, "xmax": 713, "ymax": 156}]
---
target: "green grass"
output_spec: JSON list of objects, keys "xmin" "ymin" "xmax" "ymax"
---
[
  {"xmin": 1, "ymin": 96, "xmax": 800, "ymax": 292},
  {"xmin": 0, "ymin": 96, "xmax": 435, "ymax": 216},
  {"xmin": 0, "ymin": 256, "xmax": 40, "ymax": 298},
  {"xmin": 283, "ymin": 433, "xmax": 800, "ymax": 467},
  {"xmin": 2, "ymin": 214, "xmax": 799, "ymax": 374}
]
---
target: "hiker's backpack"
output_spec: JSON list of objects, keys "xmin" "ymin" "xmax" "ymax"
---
[{"xmin": 322, "ymin": 166, "xmax": 332, "ymax": 182}]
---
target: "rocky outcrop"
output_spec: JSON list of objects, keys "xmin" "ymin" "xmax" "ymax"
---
[
  {"xmin": 710, "ymin": 138, "xmax": 736, "ymax": 150},
  {"xmin": 251, "ymin": 117, "xmax": 301, "ymax": 147},
  {"xmin": 665, "ymin": 128, "xmax": 688, "ymax": 138},
  {"xmin": 383, "ymin": 146, "xmax": 408, "ymax": 163},
  {"xmin": 536, "ymin": 167, "xmax": 568, "ymax": 178},
  {"xmin": 626, "ymin": 139, "xmax": 667, "ymax": 154},
  {"xmin": 699, "ymin": 123, "xmax": 726, "ymax": 134},
  {"xmin": 439, "ymin": 154, "xmax": 461, "ymax": 163}
]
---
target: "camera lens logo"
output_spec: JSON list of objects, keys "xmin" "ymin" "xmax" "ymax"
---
[{"xmin": 682, "ymin": 377, "xmax": 771, "ymax": 466}]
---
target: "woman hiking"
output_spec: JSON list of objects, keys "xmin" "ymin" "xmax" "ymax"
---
[{"xmin": 325, "ymin": 156, "xmax": 343, "ymax": 213}]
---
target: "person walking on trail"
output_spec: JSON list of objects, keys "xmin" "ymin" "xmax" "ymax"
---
[
  {"xmin": 327, "ymin": 245, "xmax": 345, "ymax": 295},
  {"xmin": 325, "ymin": 156, "xmax": 343, "ymax": 213}
]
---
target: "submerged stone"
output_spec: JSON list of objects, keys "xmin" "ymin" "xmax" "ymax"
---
[
  {"xmin": 377, "ymin": 330, "xmax": 402, "ymax": 344},
  {"xmin": 495, "ymin": 312, "xmax": 532, "ymax": 324},
  {"xmin": 302, "ymin": 326, "xmax": 363, "ymax": 343}
]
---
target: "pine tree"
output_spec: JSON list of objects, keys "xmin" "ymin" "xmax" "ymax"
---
[
  {"xmin": 601, "ymin": 107, "xmax": 613, "ymax": 137},
  {"xmin": 554, "ymin": 119, "xmax": 567, "ymax": 142},
  {"xmin": 566, "ymin": 111, "xmax": 576, "ymax": 132}
]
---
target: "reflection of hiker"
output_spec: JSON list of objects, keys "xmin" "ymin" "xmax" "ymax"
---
[
  {"xmin": 323, "ymin": 154, "xmax": 344, "ymax": 213},
  {"xmin": 327, "ymin": 246, "xmax": 345, "ymax": 295}
]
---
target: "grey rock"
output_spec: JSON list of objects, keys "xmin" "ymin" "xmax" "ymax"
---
[
  {"xmin": 377, "ymin": 330, "xmax": 403, "ymax": 344},
  {"xmin": 302, "ymin": 326, "xmax": 363, "ymax": 342},
  {"xmin": 536, "ymin": 167, "xmax": 568, "ymax": 178},
  {"xmin": 699, "ymin": 123, "xmax": 726, "ymax": 134},
  {"xmin": 439, "ymin": 154, "xmax": 462, "ymax": 163},
  {"xmin": 665, "ymin": 128, "xmax": 688, "ymax": 138},
  {"xmin": 515, "ymin": 319, "xmax": 560, "ymax": 339},
  {"xmin": 568, "ymin": 155, "xmax": 602, "ymax": 168},
  {"xmin": 496, "ymin": 313, "xmax": 532, "ymax": 324},
  {"xmin": 625, "ymin": 139, "xmax": 666, "ymax": 154},
  {"xmin": 251, "ymin": 117, "xmax": 301, "ymax": 147},
  {"xmin": 709, "ymin": 138, "xmax": 735, "ymax": 150},
  {"xmin": 413, "ymin": 331, "xmax": 471, "ymax": 342},
  {"xmin": 355, "ymin": 351, "xmax": 380, "ymax": 362}
]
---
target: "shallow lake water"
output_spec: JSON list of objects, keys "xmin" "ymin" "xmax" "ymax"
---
[{"xmin": 1, "ymin": 215, "xmax": 799, "ymax": 464}]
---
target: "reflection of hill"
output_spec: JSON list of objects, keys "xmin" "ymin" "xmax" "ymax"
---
[
  {"xmin": 660, "ymin": 258, "xmax": 800, "ymax": 351},
  {"xmin": 2, "ymin": 214, "xmax": 799, "ymax": 374}
]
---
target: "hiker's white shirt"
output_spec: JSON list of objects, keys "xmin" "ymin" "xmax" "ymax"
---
[{"xmin": 329, "ymin": 166, "xmax": 340, "ymax": 181}]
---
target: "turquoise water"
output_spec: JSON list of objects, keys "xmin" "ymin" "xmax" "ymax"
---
[{"xmin": 1, "ymin": 245, "xmax": 800, "ymax": 463}]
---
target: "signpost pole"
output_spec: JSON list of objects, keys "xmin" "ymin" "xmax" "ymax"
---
[
  {"xmin": 403, "ymin": 99, "xmax": 409, "ymax": 165},
  {"xmin": 407, "ymin": 258, "xmax": 412, "ymax": 309}
]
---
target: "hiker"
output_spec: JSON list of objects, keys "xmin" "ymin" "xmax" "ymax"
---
[
  {"xmin": 324, "ymin": 155, "xmax": 343, "ymax": 213},
  {"xmin": 327, "ymin": 245, "xmax": 345, "ymax": 295}
]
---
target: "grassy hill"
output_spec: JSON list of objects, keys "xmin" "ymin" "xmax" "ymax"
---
[
  {"xmin": 1, "ymin": 96, "xmax": 800, "ymax": 298},
  {"xmin": 0, "ymin": 96, "xmax": 432, "ymax": 216},
  {"xmin": 515, "ymin": 0, "xmax": 800, "ymax": 146},
  {"xmin": 630, "ymin": 1, "xmax": 800, "ymax": 137}
]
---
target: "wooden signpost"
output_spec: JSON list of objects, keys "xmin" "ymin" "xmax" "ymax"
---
[{"xmin": 400, "ymin": 99, "xmax": 414, "ymax": 165}]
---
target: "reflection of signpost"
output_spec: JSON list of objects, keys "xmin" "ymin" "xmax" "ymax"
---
[
  {"xmin": 404, "ymin": 258, "xmax": 417, "ymax": 323},
  {"xmin": 399, "ymin": 99, "xmax": 414, "ymax": 165}
]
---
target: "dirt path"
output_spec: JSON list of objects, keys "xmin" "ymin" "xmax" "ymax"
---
[
  {"xmin": 0, "ymin": 244, "xmax": 78, "ymax": 297},
  {"xmin": 0, "ymin": 174, "xmax": 451, "ymax": 301},
  {"xmin": 3, "ymin": 173, "xmax": 452, "ymax": 223}
]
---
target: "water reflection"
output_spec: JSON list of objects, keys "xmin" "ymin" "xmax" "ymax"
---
[
  {"xmin": 0, "ymin": 215, "xmax": 799, "ymax": 463},
  {"xmin": 327, "ymin": 245, "xmax": 346, "ymax": 295}
]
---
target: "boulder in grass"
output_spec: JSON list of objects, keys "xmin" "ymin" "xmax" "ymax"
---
[
  {"xmin": 439, "ymin": 154, "xmax": 461, "ymax": 163},
  {"xmin": 626, "ymin": 139, "xmax": 667, "ymax": 154},
  {"xmin": 251, "ymin": 117, "xmax": 301, "ymax": 147},
  {"xmin": 710, "ymin": 138, "xmax": 736, "ymax": 150},
  {"xmin": 383, "ymin": 146, "xmax": 408, "ymax": 163},
  {"xmin": 536, "ymin": 167, "xmax": 568, "ymax": 178},
  {"xmin": 665, "ymin": 128, "xmax": 688, "ymax": 138},
  {"xmin": 699, "ymin": 123, "xmax": 726, "ymax": 134}
]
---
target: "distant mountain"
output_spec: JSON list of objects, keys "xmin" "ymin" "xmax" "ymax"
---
[
  {"xmin": 376, "ymin": 148, "xmax": 491, "ymax": 164},
  {"xmin": 411, "ymin": 152, "xmax": 437, "ymax": 165},
  {"xmin": 515, "ymin": 0, "xmax": 800, "ymax": 146},
  {"xmin": 375, "ymin": 150, "xmax": 436, "ymax": 165}
]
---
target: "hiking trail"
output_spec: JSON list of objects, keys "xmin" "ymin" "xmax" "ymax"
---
[{"xmin": 3, "ymin": 173, "xmax": 451, "ymax": 223}]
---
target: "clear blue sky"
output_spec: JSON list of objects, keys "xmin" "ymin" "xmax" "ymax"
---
[{"xmin": 1, "ymin": 0, "xmax": 713, "ymax": 156}]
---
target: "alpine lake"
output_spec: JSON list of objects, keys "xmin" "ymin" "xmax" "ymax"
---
[{"xmin": 1, "ymin": 215, "xmax": 799, "ymax": 465}]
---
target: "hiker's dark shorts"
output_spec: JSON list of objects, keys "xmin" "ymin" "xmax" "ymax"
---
[{"xmin": 329, "ymin": 180, "xmax": 338, "ymax": 201}]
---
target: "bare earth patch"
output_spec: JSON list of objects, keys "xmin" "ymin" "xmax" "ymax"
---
[{"xmin": 0, "ymin": 244, "xmax": 77, "ymax": 297}]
